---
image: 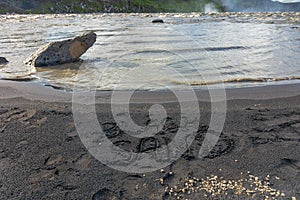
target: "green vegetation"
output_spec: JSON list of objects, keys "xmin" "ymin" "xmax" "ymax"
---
[
  {"xmin": 0, "ymin": 0, "xmax": 225, "ymax": 14},
  {"xmin": 151, "ymin": 0, "xmax": 225, "ymax": 12},
  {"xmin": 0, "ymin": 8, "xmax": 10, "ymax": 13},
  {"xmin": 2, "ymin": 0, "xmax": 300, "ymax": 14},
  {"xmin": 37, "ymin": 0, "xmax": 105, "ymax": 13},
  {"xmin": 107, "ymin": 0, "xmax": 225, "ymax": 13}
]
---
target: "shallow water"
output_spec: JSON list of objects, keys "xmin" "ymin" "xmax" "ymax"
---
[{"xmin": 0, "ymin": 13, "xmax": 300, "ymax": 91}]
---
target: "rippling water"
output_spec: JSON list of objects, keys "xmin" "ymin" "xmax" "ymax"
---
[{"xmin": 0, "ymin": 13, "xmax": 300, "ymax": 90}]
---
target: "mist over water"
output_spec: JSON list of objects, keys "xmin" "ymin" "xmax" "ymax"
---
[{"xmin": 204, "ymin": 3, "xmax": 219, "ymax": 13}]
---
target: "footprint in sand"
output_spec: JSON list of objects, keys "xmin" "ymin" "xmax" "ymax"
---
[
  {"xmin": 250, "ymin": 110, "xmax": 300, "ymax": 145},
  {"xmin": 44, "ymin": 154, "xmax": 63, "ymax": 166},
  {"xmin": 73, "ymin": 154, "xmax": 92, "ymax": 170},
  {"xmin": 92, "ymin": 188, "xmax": 119, "ymax": 200},
  {"xmin": 28, "ymin": 169, "xmax": 57, "ymax": 185},
  {"xmin": 0, "ymin": 107, "xmax": 37, "ymax": 132},
  {"xmin": 276, "ymin": 158, "xmax": 300, "ymax": 179}
]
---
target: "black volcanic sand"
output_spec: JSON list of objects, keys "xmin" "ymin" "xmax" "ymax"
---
[{"xmin": 0, "ymin": 82, "xmax": 299, "ymax": 200}]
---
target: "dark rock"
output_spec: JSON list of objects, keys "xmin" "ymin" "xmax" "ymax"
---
[
  {"xmin": 0, "ymin": 57, "xmax": 8, "ymax": 64},
  {"xmin": 25, "ymin": 31, "xmax": 97, "ymax": 67},
  {"xmin": 152, "ymin": 19, "xmax": 164, "ymax": 23}
]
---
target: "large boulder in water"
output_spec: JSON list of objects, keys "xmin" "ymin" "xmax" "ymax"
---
[
  {"xmin": 25, "ymin": 31, "xmax": 96, "ymax": 67},
  {"xmin": 0, "ymin": 57, "xmax": 8, "ymax": 65}
]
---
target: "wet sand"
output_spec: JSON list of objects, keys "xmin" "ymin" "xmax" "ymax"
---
[{"xmin": 0, "ymin": 81, "xmax": 299, "ymax": 199}]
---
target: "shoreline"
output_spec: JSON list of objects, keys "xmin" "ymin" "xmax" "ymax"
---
[
  {"xmin": 0, "ymin": 80, "xmax": 299, "ymax": 199},
  {"xmin": 1, "ymin": 80, "xmax": 299, "ymax": 103}
]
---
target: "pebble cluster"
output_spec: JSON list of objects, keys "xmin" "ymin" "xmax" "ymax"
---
[
  {"xmin": 1, "ymin": 12, "xmax": 300, "ymax": 23},
  {"xmin": 163, "ymin": 172, "xmax": 297, "ymax": 200}
]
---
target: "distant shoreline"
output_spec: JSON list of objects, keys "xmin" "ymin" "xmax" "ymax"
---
[{"xmin": 1, "ymin": 0, "xmax": 300, "ymax": 15}]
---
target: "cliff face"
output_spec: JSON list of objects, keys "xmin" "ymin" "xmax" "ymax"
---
[{"xmin": 0, "ymin": 0, "xmax": 300, "ymax": 14}]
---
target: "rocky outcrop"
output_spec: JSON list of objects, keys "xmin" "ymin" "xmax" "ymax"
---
[
  {"xmin": 0, "ymin": 57, "xmax": 9, "ymax": 65},
  {"xmin": 25, "ymin": 31, "xmax": 96, "ymax": 67}
]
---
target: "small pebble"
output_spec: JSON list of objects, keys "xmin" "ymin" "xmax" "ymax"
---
[
  {"xmin": 152, "ymin": 19, "xmax": 164, "ymax": 23},
  {"xmin": 0, "ymin": 57, "xmax": 8, "ymax": 64},
  {"xmin": 159, "ymin": 178, "xmax": 164, "ymax": 185}
]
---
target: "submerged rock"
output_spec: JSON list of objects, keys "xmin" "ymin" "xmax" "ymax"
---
[
  {"xmin": 25, "ymin": 31, "xmax": 96, "ymax": 67},
  {"xmin": 152, "ymin": 19, "xmax": 164, "ymax": 23},
  {"xmin": 0, "ymin": 57, "xmax": 8, "ymax": 64}
]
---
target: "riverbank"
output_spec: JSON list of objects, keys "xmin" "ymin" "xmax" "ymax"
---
[
  {"xmin": 1, "ymin": 0, "xmax": 300, "ymax": 14},
  {"xmin": 0, "ymin": 0, "xmax": 225, "ymax": 14},
  {"xmin": 0, "ymin": 81, "xmax": 299, "ymax": 199}
]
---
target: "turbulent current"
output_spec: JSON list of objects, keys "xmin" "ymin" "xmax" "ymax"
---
[{"xmin": 0, "ymin": 12, "xmax": 300, "ymax": 91}]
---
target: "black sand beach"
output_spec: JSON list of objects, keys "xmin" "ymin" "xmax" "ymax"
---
[{"xmin": 0, "ymin": 81, "xmax": 299, "ymax": 199}]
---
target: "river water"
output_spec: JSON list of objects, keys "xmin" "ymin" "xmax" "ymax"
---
[{"xmin": 0, "ymin": 13, "xmax": 300, "ymax": 91}]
